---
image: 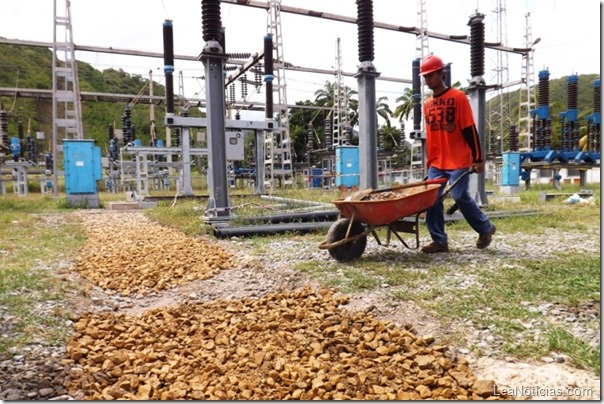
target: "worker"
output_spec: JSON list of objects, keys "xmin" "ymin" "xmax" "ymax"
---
[{"xmin": 418, "ymin": 54, "xmax": 496, "ymax": 253}]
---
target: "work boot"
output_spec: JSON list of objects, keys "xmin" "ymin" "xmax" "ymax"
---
[
  {"xmin": 476, "ymin": 224, "xmax": 496, "ymax": 249},
  {"xmin": 421, "ymin": 241, "xmax": 449, "ymax": 254}
]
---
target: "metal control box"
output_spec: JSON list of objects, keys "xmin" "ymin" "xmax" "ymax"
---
[
  {"xmin": 335, "ymin": 146, "xmax": 360, "ymax": 188},
  {"xmin": 63, "ymin": 139, "xmax": 102, "ymax": 207},
  {"xmin": 502, "ymin": 152, "xmax": 520, "ymax": 186}
]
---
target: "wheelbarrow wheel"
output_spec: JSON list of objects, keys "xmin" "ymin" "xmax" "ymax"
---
[{"xmin": 326, "ymin": 218, "xmax": 367, "ymax": 262}]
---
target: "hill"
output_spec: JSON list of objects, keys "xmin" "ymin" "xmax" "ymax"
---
[
  {"xmin": 0, "ymin": 42, "xmax": 600, "ymax": 156},
  {"xmin": 0, "ymin": 43, "xmax": 171, "ymax": 155}
]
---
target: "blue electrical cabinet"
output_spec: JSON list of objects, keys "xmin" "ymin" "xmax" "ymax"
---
[
  {"xmin": 501, "ymin": 152, "xmax": 520, "ymax": 186},
  {"xmin": 311, "ymin": 167, "xmax": 323, "ymax": 188},
  {"xmin": 63, "ymin": 139, "xmax": 102, "ymax": 207},
  {"xmin": 335, "ymin": 146, "xmax": 359, "ymax": 188}
]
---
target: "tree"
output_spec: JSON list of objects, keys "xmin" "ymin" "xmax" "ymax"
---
[
  {"xmin": 393, "ymin": 87, "xmax": 414, "ymax": 124},
  {"xmin": 376, "ymin": 96, "xmax": 393, "ymax": 128},
  {"xmin": 314, "ymin": 81, "xmax": 336, "ymax": 107}
]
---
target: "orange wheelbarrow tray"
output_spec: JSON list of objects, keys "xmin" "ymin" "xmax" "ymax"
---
[{"xmin": 319, "ymin": 170, "xmax": 474, "ymax": 262}]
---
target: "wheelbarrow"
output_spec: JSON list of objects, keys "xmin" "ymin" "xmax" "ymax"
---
[{"xmin": 318, "ymin": 169, "xmax": 474, "ymax": 262}]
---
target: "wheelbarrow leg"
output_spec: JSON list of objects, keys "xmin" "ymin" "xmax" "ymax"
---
[{"xmin": 385, "ymin": 214, "xmax": 422, "ymax": 250}]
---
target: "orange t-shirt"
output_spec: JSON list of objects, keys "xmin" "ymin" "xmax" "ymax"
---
[{"xmin": 423, "ymin": 87, "xmax": 483, "ymax": 170}]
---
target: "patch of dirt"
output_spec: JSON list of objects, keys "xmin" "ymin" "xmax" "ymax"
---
[{"xmin": 341, "ymin": 290, "xmax": 445, "ymax": 337}]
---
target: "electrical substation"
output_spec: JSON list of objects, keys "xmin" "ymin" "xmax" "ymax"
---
[{"xmin": 0, "ymin": 0, "xmax": 599, "ymax": 234}]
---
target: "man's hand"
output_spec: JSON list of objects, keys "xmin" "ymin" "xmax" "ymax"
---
[{"xmin": 472, "ymin": 161, "xmax": 485, "ymax": 174}]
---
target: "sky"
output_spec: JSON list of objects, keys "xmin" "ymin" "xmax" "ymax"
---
[{"xmin": 0, "ymin": 0, "xmax": 601, "ymax": 123}]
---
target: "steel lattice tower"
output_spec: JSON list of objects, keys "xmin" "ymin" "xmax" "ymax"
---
[
  {"xmin": 52, "ymin": 0, "xmax": 83, "ymax": 195},
  {"xmin": 518, "ymin": 12, "xmax": 536, "ymax": 150},
  {"xmin": 333, "ymin": 37, "xmax": 349, "ymax": 147},
  {"xmin": 415, "ymin": 0, "xmax": 430, "ymax": 104},
  {"xmin": 488, "ymin": 0, "xmax": 510, "ymax": 153},
  {"xmin": 264, "ymin": 0, "xmax": 293, "ymax": 188}
]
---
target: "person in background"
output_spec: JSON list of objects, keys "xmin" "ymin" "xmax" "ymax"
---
[{"xmin": 418, "ymin": 54, "xmax": 496, "ymax": 253}]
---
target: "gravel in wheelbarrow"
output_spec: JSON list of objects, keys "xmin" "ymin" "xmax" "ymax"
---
[{"xmin": 333, "ymin": 183, "xmax": 442, "ymax": 226}]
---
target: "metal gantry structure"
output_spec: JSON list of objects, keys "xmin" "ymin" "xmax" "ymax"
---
[
  {"xmin": 52, "ymin": 0, "xmax": 84, "ymax": 195},
  {"xmin": 2, "ymin": 0, "xmax": 556, "ymax": 202}
]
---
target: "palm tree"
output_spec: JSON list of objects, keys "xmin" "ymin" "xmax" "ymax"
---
[
  {"xmin": 393, "ymin": 82, "xmax": 464, "ymax": 125},
  {"xmin": 376, "ymin": 96, "xmax": 393, "ymax": 128},
  {"xmin": 393, "ymin": 87, "xmax": 414, "ymax": 124},
  {"xmin": 314, "ymin": 81, "xmax": 336, "ymax": 107}
]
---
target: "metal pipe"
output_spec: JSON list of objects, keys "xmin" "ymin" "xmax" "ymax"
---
[
  {"xmin": 231, "ymin": 209, "xmax": 339, "ymax": 225},
  {"xmin": 259, "ymin": 194, "xmax": 331, "ymax": 207},
  {"xmin": 213, "ymin": 221, "xmax": 333, "ymax": 238}
]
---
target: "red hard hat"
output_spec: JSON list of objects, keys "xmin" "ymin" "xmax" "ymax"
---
[{"xmin": 420, "ymin": 54, "xmax": 445, "ymax": 76}]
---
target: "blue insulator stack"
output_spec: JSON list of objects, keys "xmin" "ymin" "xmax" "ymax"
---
[
  {"xmin": 559, "ymin": 75, "xmax": 579, "ymax": 151},
  {"xmin": 531, "ymin": 69, "xmax": 551, "ymax": 152},
  {"xmin": 586, "ymin": 79, "xmax": 601, "ymax": 152}
]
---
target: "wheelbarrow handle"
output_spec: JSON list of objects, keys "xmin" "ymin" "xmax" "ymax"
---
[{"xmin": 437, "ymin": 168, "xmax": 477, "ymax": 203}]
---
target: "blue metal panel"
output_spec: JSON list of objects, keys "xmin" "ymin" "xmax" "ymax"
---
[
  {"xmin": 335, "ymin": 146, "xmax": 359, "ymax": 187},
  {"xmin": 93, "ymin": 145, "xmax": 102, "ymax": 181},
  {"xmin": 63, "ymin": 139, "xmax": 101, "ymax": 194},
  {"xmin": 502, "ymin": 152, "xmax": 520, "ymax": 186},
  {"xmin": 311, "ymin": 168, "xmax": 322, "ymax": 188}
]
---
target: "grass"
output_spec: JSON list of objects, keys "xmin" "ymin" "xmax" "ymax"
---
[
  {"xmin": 0, "ymin": 195, "xmax": 87, "ymax": 356},
  {"xmin": 545, "ymin": 327, "xmax": 601, "ymax": 375}
]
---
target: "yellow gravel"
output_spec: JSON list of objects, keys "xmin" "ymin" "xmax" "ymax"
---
[{"xmin": 72, "ymin": 211, "xmax": 233, "ymax": 296}]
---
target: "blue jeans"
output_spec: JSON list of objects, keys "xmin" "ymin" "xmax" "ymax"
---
[{"xmin": 425, "ymin": 166, "xmax": 492, "ymax": 245}]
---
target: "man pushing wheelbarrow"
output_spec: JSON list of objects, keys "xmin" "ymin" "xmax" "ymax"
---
[
  {"xmin": 320, "ymin": 54, "xmax": 496, "ymax": 262},
  {"xmin": 418, "ymin": 54, "xmax": 496, "ymax": 253}
]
